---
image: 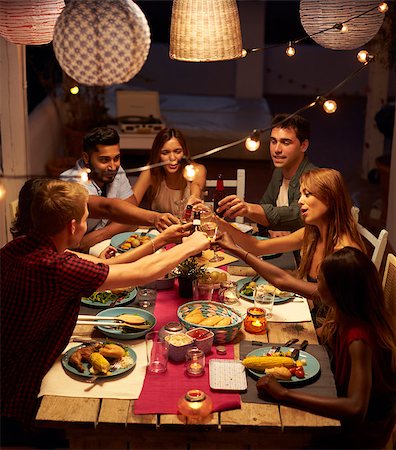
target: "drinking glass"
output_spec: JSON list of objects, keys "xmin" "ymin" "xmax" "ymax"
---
[
  {"xmin": 193, "ymin": 279, "xmax": 214, "ymax": 301},
  {"xmin": 199, "ymin": 205, "xmax": 224, "ymax": 263},
  {"xmin": 146, "ymin": 331, "xmax": 169, "ymax": 374},
  {"xmin": 136, "ymin": 287, "xmax": 157, "ymax": 308},
  {"xmin": 254, "ymin": 288, "xmax": 275, "ymax": 319}
]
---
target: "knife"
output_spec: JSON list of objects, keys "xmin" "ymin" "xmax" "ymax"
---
[{"xmin": 291, "ymin": 339, "xmax": 308, "ymax": 360}]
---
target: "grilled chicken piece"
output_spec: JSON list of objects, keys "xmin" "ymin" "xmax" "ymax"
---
[{"xmin": 69, "ymin": 344, "xmax": 101, "ymax": 373}]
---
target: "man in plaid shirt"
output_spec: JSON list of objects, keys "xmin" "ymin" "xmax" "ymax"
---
[{"xmin": 1, "ymin": 179, "xmax": 209, "ymax": 446}]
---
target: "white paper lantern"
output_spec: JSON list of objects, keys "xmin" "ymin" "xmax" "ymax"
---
[
  {"xmin": 53, "ymin": 0, "xmax": 150, "ymax": 86},
  {"xmin": 170, "ymin": 0, "xmax": 243, "ymax": 62},
  {"xmin": 300, "ymin": 0, "xmax": 385, "ymax": 50},
  {"xmin": 0, "ymin": 0, "xmax": 64, "ymax": 45}
]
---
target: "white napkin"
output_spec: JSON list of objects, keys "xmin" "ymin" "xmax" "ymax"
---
[{"xmin": 38, "ymin": 339, "xmax": 147, "ymax": 400}]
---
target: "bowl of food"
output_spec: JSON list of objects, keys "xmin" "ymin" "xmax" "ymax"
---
[
  {"xmin": 186, "ymin": 327, "xmax": 214, "ymax": 354},
  {"xmin": 95, "ymin": 307, "xmax": 156, "ymax": 340},
  {"xmin": 177, "ymin": 301, "xmax": 244, "ymax": 344},
  {"xmin": 198, "ymin": 267, "xmax": 230, "ymax": 289},
  {"xmin": 164, "ymin": 333, "xmax": 195, "ymax": 362}
]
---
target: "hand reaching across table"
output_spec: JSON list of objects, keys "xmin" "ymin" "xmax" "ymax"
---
[
  {"xmin": 154, "ymin": 212, "xmax": 180, "ymax": 231},
  {"xmin": 216, "ymin": 195, "xmax": 249, "ymax": 219}
]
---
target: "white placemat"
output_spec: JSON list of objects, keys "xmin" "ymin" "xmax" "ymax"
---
[{"xmin": 38, "ymin": 339, "xmax": 147, "ymax": 400}]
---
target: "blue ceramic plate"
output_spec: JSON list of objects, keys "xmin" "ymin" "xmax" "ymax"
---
[
  {"xmin": 62, "ymin": 343, "xmax": 136, "ymax": 379},
  {"xmin": 110, "ymin": 232, "xmax": 156, "ymax": 253},
  {"xmin": 81, "ymin": 288, "xmax": 137, "ymax": 308},
  {"xmin": 245, "ymin": 346, "xmax": 320, "ymax": 384},
  {"xmin": 95, "ymin": 307, "xmax": 156, "ymax": 340},
  {"xmin": 237, "ymin": 277, "xmax": 294, "ymax": 304}
]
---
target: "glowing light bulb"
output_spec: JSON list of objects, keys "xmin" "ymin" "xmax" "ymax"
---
[
  {"xmin": 341, "ymin": 24, "xmax": 348, "ymax": 33},
  {"xmin": 0, "ymin": 182, "xmax": 6, "ymax": 200},
  {"xmin": 323, "ymin": 100, "xmax": 337, "ymax": 114},
  {"xmin": 378, "ymin": 2, "xmax": 388, "ymax": 13},
  {"xmin": 285, "ymin": 42, "xmax": 296, "ymax": 57},
  {"xmin": 357, "ymin": 50, "xmax": 374, "ymax": 63},
  {"xmin": 183, "ymin": 164, "xmax": 196, "ymax": 182},
  {"xmin": 241, "ymin": 48, "xmax": 248, "ymax": 58},
  {"xmin": 245, "ymin": 137, "xmax": 260, "ymax": 152},
  {"xmin": 80, "ymin": 168, "xmax": 91, "ymax": 183},
  {"xmin": 70, "ymin": 85, "xmax": 79, "ymax": 95}
]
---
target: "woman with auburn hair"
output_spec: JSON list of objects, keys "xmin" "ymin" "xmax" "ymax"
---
[
  {"xmin": 215, "ymin": 168, "xmax": 365, "ymax": 300},
  {"xmin": 132, "ymin": 128, "xmax": 206, "ymax": 216},
  {"xmin": 257, "ymin": 247, "xmax": 396, "ymax": 449}
]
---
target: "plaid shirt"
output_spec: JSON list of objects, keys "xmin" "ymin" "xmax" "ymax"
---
[{"xmin": 0, "ymin": 233, "xmax": 109, "ymax": 426}]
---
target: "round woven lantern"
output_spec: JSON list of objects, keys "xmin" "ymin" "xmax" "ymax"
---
[
  {"xmin": 170, "ymin": 0, "xmax": 243, "ymax": 62},
  {"xmin": 300, "ymin": 0, "xmax": 385, "ymax": 50},
  {"xmin": 0, "ymin": 0, "xmax": 64, "ymax": 45},
  {"xmin": 53, "ymin": 0, "xmax": 150, "ymax": 86}
]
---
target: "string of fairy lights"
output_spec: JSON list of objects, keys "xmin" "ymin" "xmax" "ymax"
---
[{"xmin": 0, "ymin": 1, "xmax": 389, "ymax": 193}]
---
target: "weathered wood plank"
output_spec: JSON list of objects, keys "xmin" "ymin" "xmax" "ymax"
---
[
  {"xmin": 280, "ymin": 405, "xmax": 340, "ymax": 428},
  {"xmin": 36, "ymin": 396, "xmax": 99, "ymax": 423},
  {"xmin": 268, "ymin": 321, "xmax": 318, "ymax": 345},
  {"xmin": 127, "ymin": 401, "xmax": 156, "ymax": 425},
  {"xmin": 221, "ymin": 403, "xmax": 281, "ymax": 427},
  {"xmin": 98, "ymin": 398, "xmax": 130, "ymax": 424}
]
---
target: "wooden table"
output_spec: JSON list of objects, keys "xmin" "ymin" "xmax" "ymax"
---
[{"xmin": 36, "ymin": 319, "xmax": 339, "ymax": 450}]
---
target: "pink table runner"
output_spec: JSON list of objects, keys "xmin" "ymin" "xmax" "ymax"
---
[{"xmin": 133, "ymin": 282, "xmax": 241, "ymax": 414}]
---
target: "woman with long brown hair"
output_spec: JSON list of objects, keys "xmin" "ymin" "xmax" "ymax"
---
[
  {"xmin": 132, "ymin": 128, "xmax": 206, "ymax": 216},
  {"xmin": 216, "ymin": 168, "xmax": 365, "ymax": 299},
  {"xmin": 257, "ymin": 247, "xmax": 396, "ymax": 449}
]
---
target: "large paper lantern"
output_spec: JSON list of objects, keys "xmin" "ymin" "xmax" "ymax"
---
[
  {"xmin": 53, "ymin": 0, "xmax": 150, "ymax": 86},
  {"xmin": 0, "ymin": 0, "xmax": 64, "ymax": 45},
  {"xmin": 300, "ymin": 0, "xmax": 385, "ymax": 50},
  {"xmin": 170, "ymin": 0, "xmax": 243, "ymax": 62}
]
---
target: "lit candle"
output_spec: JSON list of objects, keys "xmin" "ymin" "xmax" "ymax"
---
[{"xmin": 185, "ymin": 347, "xmax": 205, "ymax": 376}]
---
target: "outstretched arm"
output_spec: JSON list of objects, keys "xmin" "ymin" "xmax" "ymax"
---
[
  {"xmin": 215, "ymin": 231, "xmax": 316, "ymax": 299},
  {"xmin": 87, "ymin": 196, "xmax": 179, "ymax": 230}
]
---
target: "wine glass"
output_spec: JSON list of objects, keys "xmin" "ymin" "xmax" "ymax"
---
[{"xmin": 199, "ymin": 205, "xmax": 224, "ymax": 263}]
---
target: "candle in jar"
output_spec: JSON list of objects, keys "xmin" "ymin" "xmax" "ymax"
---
[
  {"xmin": 188, "ymin": 362, "xmax": 203, "ymax": 374},
  {"xmin": 185, "ymin": 347, "xmax": 205, "ymax": 376}
]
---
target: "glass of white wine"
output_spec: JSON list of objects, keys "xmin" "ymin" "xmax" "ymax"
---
[{"xmin": 199, "ymin": 205, "xmax": 224, "ymax": 263}]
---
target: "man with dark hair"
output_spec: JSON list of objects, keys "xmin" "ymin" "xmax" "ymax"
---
[
  {"xmin": 217, "ymin": 113, "xmax": 317, "ymax": 235},
  {"xmin": 61, "ymin": 127, "xmax": 179, "ymax": 250}
]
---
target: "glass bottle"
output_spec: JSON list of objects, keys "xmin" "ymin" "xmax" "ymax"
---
[{"xmin": 213, "ymin": 174, "xmax": 225, "ymax": 217}]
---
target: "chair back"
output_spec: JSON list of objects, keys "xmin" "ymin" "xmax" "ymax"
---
[
  {"xmin": 382, "ymin": 253, "xmax": 396, "ymax": 319},
  {"xmin": 205, "ymin": 169, "xmax": 245, "ymax": 223},
  {"xmin": 357, "ymin": 224, "xmax": 388, "ymax": 271}
]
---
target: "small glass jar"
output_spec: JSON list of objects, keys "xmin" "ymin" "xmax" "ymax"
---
[
  {"xmin": 136, "ymin": 287, "xmax": 157, "ymax": 308},
  {"xmin": 177, "ymin": 389, "xmax": 213, "ymax": 419},
  {"xmin": 185, "ymin": 347, "xmax": 205, "ymax": 376},
  {"xmin": 218, "ymin": 281, "xmax": 239, "ymax": 305},
  {"xmin": 244, "ymin": 307, "xmax": 267, "ymax": 334}
]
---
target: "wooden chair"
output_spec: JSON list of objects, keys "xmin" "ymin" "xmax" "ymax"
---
[
  {"xmin": 382, "ymin": 252, "xmax": 396, "ymax": 318},
  {"xmin": 357, "ymin": 224, "xmax": 388, "ymax": 271},
  {"xmin": 205, "ymin": 169, "xmax": 246, "ymax": 223}
]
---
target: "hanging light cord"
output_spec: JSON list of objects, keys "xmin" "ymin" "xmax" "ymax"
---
[{"xmin": 0, "ymin": 54, "xmax": 373, "ymax": 181}]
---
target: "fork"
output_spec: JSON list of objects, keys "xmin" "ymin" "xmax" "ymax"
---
[{"xmin": 85, "ymin": 360, "xmax": 122, "ymax": 383}]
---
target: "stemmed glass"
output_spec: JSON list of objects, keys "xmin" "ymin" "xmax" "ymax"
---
[{"xmin": 199, "ymin": 204, "xmax": 224, "ymax": 263}]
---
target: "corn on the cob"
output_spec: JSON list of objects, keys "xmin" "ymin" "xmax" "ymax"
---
[
  {"xmin": 242, "ymin": 355, "xmax": 295, "ymax": 371},
  {"xmin": 90, "ymin": 352, "xmax": 110, "ymax": 374}
]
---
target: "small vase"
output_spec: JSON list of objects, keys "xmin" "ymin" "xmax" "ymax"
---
[{"xmin": 178, "ymin": 277, "xmax": 193, "ymax": 298}]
